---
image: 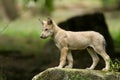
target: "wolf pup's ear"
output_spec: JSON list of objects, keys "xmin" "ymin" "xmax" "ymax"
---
[
  {"xmin": 38, "ymin": 18, "xmax": 45, "ymax": 25},
  {"xmin": 38, "ymin": 18, "xmax": 42, "ymax": 24},
  {"xmin": 47, "ymin": 17, "xmax": 53, "ymax": 25}
]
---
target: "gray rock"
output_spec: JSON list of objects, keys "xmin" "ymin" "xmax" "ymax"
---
[{"xmin": 32, "ymin": 68, "xmax": 120, "ymax": 80}]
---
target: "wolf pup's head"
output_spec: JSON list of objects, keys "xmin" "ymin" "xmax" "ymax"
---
[{"xmin": 39, "ymin": 18, "xmax": 54, "ymax": 39}]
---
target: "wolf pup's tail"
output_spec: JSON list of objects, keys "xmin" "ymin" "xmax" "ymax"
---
[{"xmin": 103, "ymin": 39, "xmax": 106, "ymax": 51}]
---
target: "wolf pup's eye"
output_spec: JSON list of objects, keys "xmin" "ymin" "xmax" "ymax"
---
[{"xmin": 45, "ymin": 29, "xmax": 48, "ymax": 31}]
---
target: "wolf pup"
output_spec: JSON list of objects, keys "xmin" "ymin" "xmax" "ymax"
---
[{"xmin": 40, "ymin": 18, "xmax": 111, "ymax": 71}]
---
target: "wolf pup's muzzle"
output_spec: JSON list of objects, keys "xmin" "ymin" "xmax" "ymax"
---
[{"xmin": 40, "ymin": 35, "xmax": 47, "ymax": 39}]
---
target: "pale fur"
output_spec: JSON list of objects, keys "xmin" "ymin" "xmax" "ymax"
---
[{"xmin": 40, "ymin": 18, "xmax": 111, "ymax": 71}]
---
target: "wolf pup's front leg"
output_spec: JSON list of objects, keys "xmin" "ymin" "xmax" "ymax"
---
[
  {"xmin": 65, "ymin": 50, "xmax": 73, "ymax": 68},
  {"xmin": 57, "ymin": 47, "xmax": 68, "ymax": 68}
]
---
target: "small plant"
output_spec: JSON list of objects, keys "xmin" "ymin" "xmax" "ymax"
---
[
  {"xmin": 110, "ymin": 58, "xmax": 120, "ymax": 72},
  {"xmin": 0, "ymin": 72, "xmax": 6, "ymax": 80}
]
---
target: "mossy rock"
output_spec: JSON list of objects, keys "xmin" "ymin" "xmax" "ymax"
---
[{"xmin": 32, "ymin": 68, "xmax": 120, "ymax": 80}]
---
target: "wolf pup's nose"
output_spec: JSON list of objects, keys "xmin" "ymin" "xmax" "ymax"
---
[
  {"xmin": 40, "ymin": 35, "xmax": 46, "ymax": 39},
  {"xmin": 40, "ymin": 35, "xmax": 43, "ymax": 38}
]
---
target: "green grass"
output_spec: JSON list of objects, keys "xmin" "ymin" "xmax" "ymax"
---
[{"xmin": 0, "ymin": 18, "xmax": 40, "ymax": 38}]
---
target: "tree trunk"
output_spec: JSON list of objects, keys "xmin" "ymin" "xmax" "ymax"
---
[
  {"xmin": 42, "ymin": 0, "xmax": 54, "ymax": 15},
  {"xmin": 2, "ymin": 0, "xmax": 19, "ymax": 20}
]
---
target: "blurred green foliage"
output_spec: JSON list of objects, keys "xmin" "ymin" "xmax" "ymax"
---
[
  {"xmin": 102, "ymin": 0, "xmax": 119, "ymax": 8},
  {"xmin": 0, "ymin": 0, "xmax": 120, "ymax": 54},
  {"xmin": 0, "ymin": 71, "xmax": 6, "ymax": 80},
  {"xmin": 106, "ymin": 15, "xmax": 120, "ymax": 51},
  {"xmin": 16, "ymin": 0, "xmax": 54, "ymax": 15},
  {"xmin": 44, "ymin": 0, "xmax": 54, "ymax": 14},
  {"xmin": 0, "ymin": 18, "xmax": 49, "ymax": 55}
]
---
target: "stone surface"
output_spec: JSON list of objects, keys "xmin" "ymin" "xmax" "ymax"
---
[{"xmin": 32, "ymin": 68, "xmax": 120, "ymax": 80}]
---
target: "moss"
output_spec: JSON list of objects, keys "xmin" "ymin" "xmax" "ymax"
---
[
  {"xmin": 32, "ymin": 68, "xmax": 120, "ymax": 80},
  {"xmin": 69, "ymin": 74, "xmax": 93, "ymax": 80},
  {"xmin": 63, "ymin": 69, "xmax": 104, "ymax": 80}
]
